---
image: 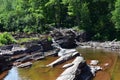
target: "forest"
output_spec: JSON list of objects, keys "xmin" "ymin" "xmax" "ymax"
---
[{"xmin": 0, "ymin": 0, "xmax": 120, "ymax": 41}]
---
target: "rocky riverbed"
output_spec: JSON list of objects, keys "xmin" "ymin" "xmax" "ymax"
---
[
  {"xmin": 1, "ymin": 48, "xmax": 119, "ymax": 80},
  {"xmin": 1, "ymin": 28, "xmax": 120, "ymax": 80}
]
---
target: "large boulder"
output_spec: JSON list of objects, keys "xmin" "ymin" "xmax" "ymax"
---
[
  {"xmin": 57, "ymin": 35, "xmax": 77, "ymax": 48},
  {"xmin": 50, "ymin": 29, "xmax": 78, "ymax": 49}
]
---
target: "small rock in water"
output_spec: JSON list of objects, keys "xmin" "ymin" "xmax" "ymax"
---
[
  {"xmin": 104, "ymin": 63, "xmax": 109, "ymax": 67},
  {"xmin": 62, "ymin": 63, "xmax": 73, "ymax": 68},
  {"xmin": 90, "ymin": 60, "xmax": 99, "ymax": 65},
  {"xmin": 89, "ymin": 65, "xmax": 102, "ymax": 76}
]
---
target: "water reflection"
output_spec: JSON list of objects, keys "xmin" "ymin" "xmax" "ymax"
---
[
  {"xmin": 4, "ymin": 67, "xmax": 21, "ymax": 80},
  {"xmin": 3, "ymin": 48, "xmax": 120, "ymax": 80},
  {"xmin": 77, "ymin": 48, "xmax": 120, "ymax": 80}
]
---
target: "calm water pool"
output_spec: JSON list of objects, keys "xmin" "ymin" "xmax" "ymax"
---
[
  {"xmin": 77, "ymin": 48, "xmax": 120, "ymax": 80},
  {"xmin": 3, "ymin": 48, "xmax": 120, "ymax": 80}
]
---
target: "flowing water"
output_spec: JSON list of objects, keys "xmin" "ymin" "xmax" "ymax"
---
[{"xmin": 2, "ymin": 48, "xmax": 120, "ymax": 80}]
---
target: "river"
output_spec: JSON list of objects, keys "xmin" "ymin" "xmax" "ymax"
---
[{"xmin": 2, "ymin": 48, "xmax": 120, "ymax": 80}]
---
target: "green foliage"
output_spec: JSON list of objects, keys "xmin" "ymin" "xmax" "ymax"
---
[
  {"xmin": 0, "ymin": 0, "xmax": 119, "ymax": 41},
  {"xmin": 23, "ymin": 26, "xmax": 37, "ymax": 34},
  {"xmin": 0, "ymin": 32, "xmax": 16, "ymax": 45},
  {"xmin": 112, "ymin": 0, "xmax": 120, "ymax": 30}
]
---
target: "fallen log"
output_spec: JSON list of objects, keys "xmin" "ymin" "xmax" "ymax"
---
[
  {"xmin": 15, "ymin": 55, "xmax": 32, "ymax": 63},
  {"xmin": 58, "ymin": 49, "xmax": 76, "ymax": 57},
  {"xmin": 32, "ymin": 56, "xmax": 45, "ymax": 61},
  {"xmin": 56, "ymin": 56, "xmax": 85, "ymax": 80},
  {"xmin": 62, "ymin": 56, "xmax": 84, "ymax": 68},
  {"xmin": 17, "ymin": 62, "xmax": 32, "ymax": 68},
  {"xmin": 46, "ymin": 51, "xmax": 79, "ymax": 67},
  {"xmin": 62, "ymin": 63, "xmax": 73, "ymax": 68},
  {"xmin": 57, "ymin": 56, "xmax": 102, "ymax": 80}
]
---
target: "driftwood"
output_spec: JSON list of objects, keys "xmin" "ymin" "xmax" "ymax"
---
[
  {"xmin": 56, "ymin": 56, "xmax": 85, "ymax": 80},
  {"xmin": 58, "ymin": 49, "xmax": 76, "ymax": 57},
  {"xmin": 57, "ymin": 56, "xmax": 102, "ymax": 80},
  {"xmin": 17, "ymin": 62, "xmax": 32, "ymax": 68},
  {"xmin": 62, "ymin": 63, "xmax": 73, "ymax": 68},
  {"xmin": 15, "ymin": 55, "xmax": 32, "ymax": 63},
  {"xmin": 32, "ymin": 56, "xmax": 45, "ymax": 61},
  {"xmin": 46, "ymin": 51, "xmax": 79, "ymax": 67}
]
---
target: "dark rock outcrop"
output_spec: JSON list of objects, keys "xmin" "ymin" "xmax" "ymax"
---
[
  {"xmin": 57, "ymin": 35, "xmax": 77, "ymax": 48},
  {"xmin": 0, "ymin": 45, "xmax": 13, "ymax": 51},
  {"xmin": 0, "ymin": 55, "xmax": 12, "ymax": 73},
  {"xmin": 25, "ymin": 44, "xmax": 42, "ymax": 53},
  {"xmin": 50, "ymin": 29, "xmax": 86, "ymax": 49},
  {"xmin": 24, "ymin": 39, "xmax": 53, "ymax": 52}
]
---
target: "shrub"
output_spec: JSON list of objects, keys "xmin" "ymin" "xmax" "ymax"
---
[
  {"xmin": 0, "ymin": 32, "xmax": 16, "ymax": 45},
  {"xmin": 23, "ymin": 26, "xmax": 37, "ymax": 34}
]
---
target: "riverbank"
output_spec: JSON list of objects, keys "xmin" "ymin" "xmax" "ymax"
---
[
  {"xmin": 1, "ymin": 45, "xmax": 120, "ymax": 80},
  {"xmin": 78, "ymin": 40, "xmax": 120, "ymax": 52}
]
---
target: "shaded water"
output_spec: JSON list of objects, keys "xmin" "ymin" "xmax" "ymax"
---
[
  {"xmin": 111, "ymin": 55, "xmax": 120, "ymax": 80},
  {"xmin": 3, "ymin": 48, "xmax": 120, "ymax": 80}
]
